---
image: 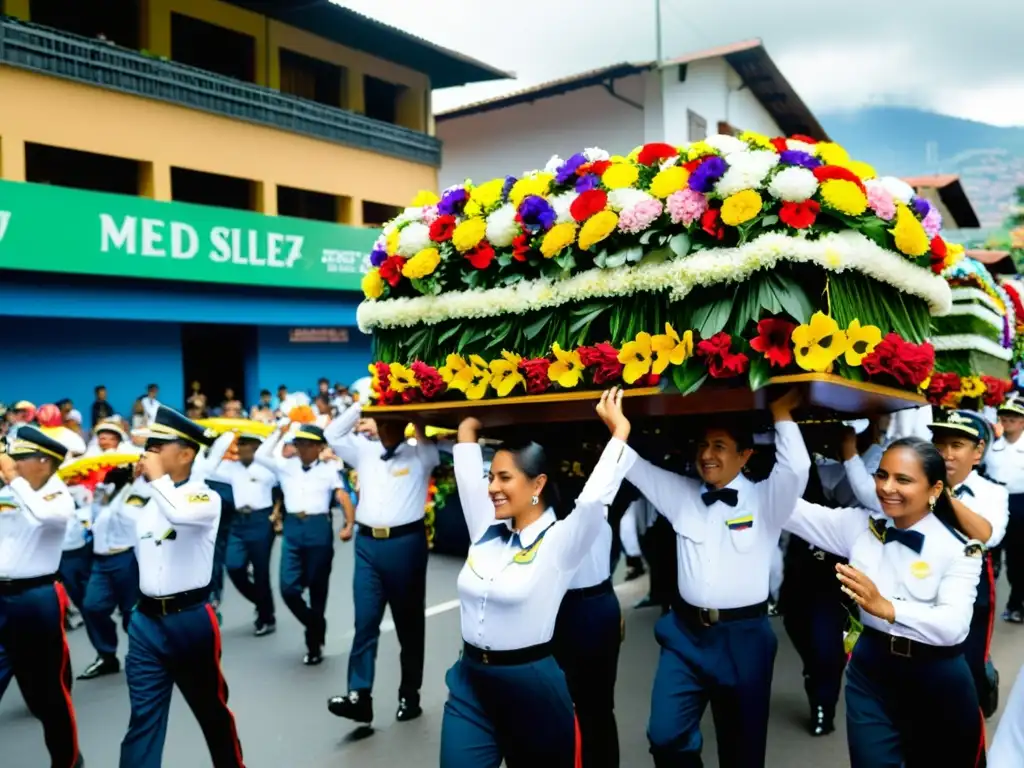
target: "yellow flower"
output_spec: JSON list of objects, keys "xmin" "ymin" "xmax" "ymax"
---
[
  {"xmin": 361, "ymin": 268, "xmax": 385, "ymax": 299},
  {"xmin": 651, "ymin": 323, "xmax": 694, "ymax": 374},
  {"xmin": 602, "ymin": 163, "xmax": 640, "ymax": 190},
  {"xmin": 960, "ymin": 376, "xmax": 985, "ymax": 398},
  {"xmin": 540, "ymin": 222, "xmax": 577, "ymax": 258},
  {"xmin": 509, "ymin": 174, "xmax": 553, "ymax": 207},
  {"xmin": 411, "ymin": 190, "xmax": 439, "ymax": 206},
  {"xmin": 844, "ymin": 320, "xmax": 882, "ymax": 366},
  {"xmin": 687, "ymin": 141, "xmax": 715, "ymax": 161},
  {"xmin": 402, "ymin": 247, "xmax": 441, "ymax": 279},
  {"xmin": 578, "ymin": 210, "xmax": 619, "ymax": 250},
  {"xmin": 919, "ymin": 375, "xmax": 931, "ymax": 391},
  {"xmin": 489, "ymin": 351, "xmax": 525, "ymax": 397},
  {"xmin": 451, "ymin": 354, "xmax": 490, "ymax": 400},
  {"xmin": 720, "ymin": 190, "xmax": 763, "ymax": 226},
  {"xmin": 452, "ymin": 217, "xmax": 487, "ymax": 252},
  {"xmin": 649, "ymin": 166, "xmax": 689, "ymax": 198},
  {"xmin": 548, "ymin": 343, "xmax": 585, "ymax": 388},
  {"xmin": 836, "ymin": 159, "xmax": 876, "ymax": 180},
  {"xmin": 385, "ymin": 228, "xmax": 400, "ymax": 255},
  {"xmin": 471, "ymin": 178, "xmax": 505, "ymax": 210},
  {"xmin": 944, "ymin": 242, "xmax": 965, "ymax": 269},
  {"xmin": 464, "ymin": 200, "xmax": 482, "ymax": 218},
  {"xmin": 438, "ymin": 354, "xmax": 467, "ymax": 384},
  {"xmin": 388, "ymin": 363, "xmax": 417, "ymax": 393},
  {"xmin": 814, "ymin": 142, "xmax": 850, "ymax": 165},
  {"xmin": 627, "ymin": 146, "xmax": 643, "ymax": 162},
  {"xmin": 618, "ymin": 332, "xmax": 653, "ymax": 384},
  {"xmin": 791, "ymin": 312, "xmax": 848, "ymax": 372},
  {"xmin": 890, "ymin": 204, "xmax": 930, "ymax": 257},
  {"xmin": 820, "ymin": 179, "xmax": 868, "ymax": 216},
  {"xmin": 741, "ymin": 131, "xmax": 773, "ymax": 150}
]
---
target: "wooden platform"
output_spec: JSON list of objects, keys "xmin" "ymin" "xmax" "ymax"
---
[{"xmin": 363, "ymin": 374, "xmax": 927, "ymax": 429}]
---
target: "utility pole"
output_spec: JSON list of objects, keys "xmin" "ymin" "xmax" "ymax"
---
[{"xmin": 655, "ymin": 0, "xmax": 663, "ymax": 63}]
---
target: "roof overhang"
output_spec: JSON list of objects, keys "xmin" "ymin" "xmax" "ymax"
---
[
  {"xmin": 903, "ymin": 175, "xmax": 981, "ymax": 229},
  {"xmin": 225, "ymin": 1, "xmax": 512, "ymax": 89}
]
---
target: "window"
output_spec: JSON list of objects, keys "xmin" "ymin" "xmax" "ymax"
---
[
  {"xmin": 278, "ymin": 186, "xmax": 338, "ymax": 223},
  {"xmin": 687, "ymin": 110, "xmax": 707, "ymax": 142},
  {"xmin": 25, "ymin": 143, "xmax": 140, "ymax": 196},
  {"xmin": 279, "ymin": 49, "xmax": 343, "ymax": 109},
  {"xmin": 362, "ymin": 201, "xmax": 401, "ymax": 228},
  {"xmin": 172, "ymin": 168, "xmax": 254, "ymax": 212},
  {"xmin": 364, "ymin": 76, "xmax": 400, "ymax": 125},
  {"xmin": 170, "ymin": 13, "xmax": 255, "ymax": 83},
  {"xmin": 30, "ymin": 0, "xmax": 140, "ymax": 49}
]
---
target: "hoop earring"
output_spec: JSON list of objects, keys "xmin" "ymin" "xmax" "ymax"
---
[
  {"xmin": 928, "ymin": 497, "xmax": 936, "ymax": 510},
  {"xmin": 530, "ymin": 495, "xmax": 539, "ymax": 507}
]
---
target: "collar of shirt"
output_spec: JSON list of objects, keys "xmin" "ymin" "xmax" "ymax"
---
[
  {"xmin": 515, "ymin": 509, "xmax": 556, "ymax": 548},
  {"xmin": 992, "ymin": 436, "xmax": 1024, "ymax": 454}
]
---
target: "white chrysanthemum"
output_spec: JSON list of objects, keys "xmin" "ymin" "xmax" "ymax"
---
[
  {"xmin": 544, "ymin": 155, "xmax": 564, "ymax": 174},
  {"xmin": 549, "ymin": 192, "xmax": 578, "ymax": 225},
  {"xmin": 395, "ymin": 206, "xmax": 426, "ymax": 226},
  {"xmin": 659, "ymin": 155, "xmax": 680, "ymax": 171},
  {"xmin": 876, "ymin": 176, "xmax": 915, "ymax": 204},
  {"xmin": 786, "ymin": 139, "xmax": 817, "ymax": 154},
  {"xmin": 608, "ymin": 188, "xmax": 653, "ymax": 212},
  {"xmin": 706, "ymin": 134, "xmax": 747, "ymax": 156},
  {"xmin": 396, "ymin": 222, "xmax": 431, "ymax": 257},
  {"xmin": 584, "ymin": 147, "xmax": 610, "ymax": 162},
  {"xmin": 485, "ymin": 204, "xmax": 519, "ymax": 247},
  {"xmin": 715, "ymin": 150, "xmax": 779, "ymax": 197},
  {"xmin": 767, "ymin": 166, "xmax": 819, "ymax": 202}
]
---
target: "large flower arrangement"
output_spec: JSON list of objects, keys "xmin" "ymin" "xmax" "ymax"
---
[
  {"xmin": 360, "ymin": 134, "xmax": 957, "ymax": 404},
  {"xmin": 1000, "ymin": 277, "xmax": 1024, "ymax": 390}
]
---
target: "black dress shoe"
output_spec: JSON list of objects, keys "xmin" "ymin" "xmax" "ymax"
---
[
  {"xmin": 810, "ymin": 705, "xmax": 835, "ymax": 737},
  {"xmin": 396, "ymin": 696, "xmax": 423, "ymax": 722},
  {"xmin": 303, "ymin": 649, "xmax": 324, "ymax": 666},
  {"xmin": 254, "ymin": 622, "xmax": 276, "ymax": 637},
  {"xmin": 78, "ymin": 656, "xmax": 120, "ymax": 680},
  {"xmin": 624, "ymin": 556, "xmax": 646, "ymax": 581},
  {"xmin": 328, "ymin": 690, "xmax": 373, "ymax": 723},
  {"xmin": 634, "ymin": 595, "xmax": 658, "ymax": 609}
]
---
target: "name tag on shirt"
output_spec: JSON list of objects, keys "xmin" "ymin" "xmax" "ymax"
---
[
  {"xmin": 125, "ymin": 495, "xmax": 148, "ymax": 507},
  {"xmin": 42, "ymin": 490, "xmax": 64, "ymax": 502},
  {"xmin": 187, "ymin": 493, "xmax": 210, "ymax": 504},
  {"xmin": 392, "ymin": 467, "xmax": 410, "ymax": 478},
  {"xmin": 726, "ymin": 515, "xmax": 754, "ymax": 531}
]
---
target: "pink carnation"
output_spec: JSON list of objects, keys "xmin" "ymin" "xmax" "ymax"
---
[
  {"xmin": 666, "ymin": 188, "xmax": 708, "ymax": 226},
  {"xmin": 421, "ymin": 205, "xmax": 440, "ymax": 225},
  {"xmin": 866, "ymin": 185, "xmax": 896, "ymax": 221},
  {"xmin": 618, "ymin": 199, "xmax": 664, "ymax": 234},
  {"xmin": 921, "ymin": 207, "xmax": 943, "ymax": 239}
]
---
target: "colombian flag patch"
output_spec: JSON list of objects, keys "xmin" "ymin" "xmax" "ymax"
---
[{"xmin": 725, "ymin": 515, "xmax": 754, "ymax": 531}]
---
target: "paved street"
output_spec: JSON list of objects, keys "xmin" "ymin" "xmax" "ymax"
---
[{"xmin": 3, "ymin": 522, "xmax": 1022, "ymax": 767}]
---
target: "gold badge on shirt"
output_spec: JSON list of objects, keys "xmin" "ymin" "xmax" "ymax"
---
[
  {"xmin": 125, "ymin": 495, "xmax": 147, "ymax": 507},
  {"xmin": 909, "ymin": 561, "xmax": 931, "ymax": 579},
  {"xmin": 391, "ymin": 467, "xmax": 410, "ymax": 478},
  {"xmin": 42, "ymin": 490, "xmax": 64, "ymax": 502},
  {"xmin": 187, "ymin": 493, "xmax": 210, "ymax": 504},
  {"xmin": 0, "ymin": 500, "xmax": 18, "ymax": 514}
]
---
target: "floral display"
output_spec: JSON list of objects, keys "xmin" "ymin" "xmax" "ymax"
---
[{"xmin": 999, "ymin": 277, "xmax": 1024, "ymax": 390}]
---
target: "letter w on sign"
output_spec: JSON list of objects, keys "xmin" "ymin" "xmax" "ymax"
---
[{"xmin": 0, "ymin": 211, "xmax": 10, "ymax": 243}]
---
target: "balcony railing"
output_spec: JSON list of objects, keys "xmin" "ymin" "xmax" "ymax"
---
[{"xmin": 0, "ymin": 16, "xmax": 442, "ymax": 167}]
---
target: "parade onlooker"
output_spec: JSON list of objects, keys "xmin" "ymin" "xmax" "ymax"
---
[{"xmin": 91, "ymin": 385, "xmax": 114, "ymax": 429}]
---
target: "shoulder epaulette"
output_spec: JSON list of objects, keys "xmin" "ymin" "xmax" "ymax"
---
[{"xmin": 964, "ymin": 539, "xmax": 986, "ymax": 558}]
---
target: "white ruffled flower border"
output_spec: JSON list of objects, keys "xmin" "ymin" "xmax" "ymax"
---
[
  {"xmin": 950, "ymin": 287, "xmax": 1002, "ymax": 315},
  {"xmin": 357, "ymin": 231, "xmax": 952, "ymax": 332},
  {"xmin": 931, "ymin": 334, "xmax": 1013, "ymax": 361},
  {"xmin": 944, "ymin": 303, "xmax": 1005, "ymax": 334}
]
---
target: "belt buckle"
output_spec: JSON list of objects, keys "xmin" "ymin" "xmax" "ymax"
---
[
  {"xmin": 238, "ymin": 506, "xmax": 253, "ymax": 514},
  {"xmin": 158, "ymin": 596, "xmax": 171, "ymax": 616},
  {"xmin": 295, "ymin": 512, "xmax": 307, "ymax": 521},
  {"xmin": 699, "ymin": 608, "xmax": 719, "ymax": 627},
  {"xmin": 890, "ymin": 635, "xmax": 912, "ymax": 658},
  {"xmin": 481, "ymin": 652, "xmax": 490, "ymax": 665},
  {"xmin": 372, "ymin": 526, "xmax": 391, "ymax": 539}
]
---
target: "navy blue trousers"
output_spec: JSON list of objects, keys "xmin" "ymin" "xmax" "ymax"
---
[
  {"xmin": 964, "ymin": 554, "xmax": 997, "ymax": 718},
  {"xmin": 1005, "ymin": 497, "xmax": 1024, "ymax": 612},
  {"xmin": 845, "ymin": 634, "xmax": 981, "ymax": 767},
  {"xmin": 647, "ymin": 610, "xmax": 777, "ymax": 767},
  {"xmin": 82, "ymin": 549, "xmax": 139, "ymax": 657},
  {"xmin": 225, "ymin": 509, "xmax": 276, "ymax": 627},
  {"xmin": 554, "ymin": 581, "xmax": 622, "ymax": 768},
  {"xmin": 120, "ymin": 603, "xmax": 245, "ymax": 768},
  {"xmin": 0, "ymin": 582, "xmax": 81, "ymax": 768},
  {"xmin": 280, "ymin": 514, "xmax": 334, "ymax": 651},
  {"xmin": 440, "ymin": 654, "xmax": 579, "ymax": 767},
  {"xmin": 781, "ymin": 595, "xmax": 848, "ymax": 720},
  {"xmin": 58, "ymin": 545, "xmax": 92, "ymax": 613}
]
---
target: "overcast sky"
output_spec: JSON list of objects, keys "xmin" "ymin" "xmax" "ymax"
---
[{"xmin": 337, "ymin": 0, "xmax": 1023, "ymax": 127}]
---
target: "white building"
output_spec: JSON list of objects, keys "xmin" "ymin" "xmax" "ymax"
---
[{"xmin": 436, "ymin": 39, "xmax": 827, "ymax": 188}]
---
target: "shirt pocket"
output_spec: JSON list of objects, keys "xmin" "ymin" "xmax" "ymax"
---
[
  {"xmin": 902, "ymin": 558, "xmax": 942, "ymax": 602},
  {"xmin": 726, "ymin": 514, "xmax": 757, "ymax": 554}
]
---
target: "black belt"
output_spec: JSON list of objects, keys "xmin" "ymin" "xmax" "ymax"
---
[
  {"xmin": 861, "ymin": 626, "xmax": 964, "ymax": 661},
  {"xmin": 357, "ymin": 519, "xmax": 424, "ymax": 540},
  {"xmin": 0, "ymin": 573, "xmax": 58, "ymax": 596},
  {"xmin": 566, "ymin": 578, "xmax": 614, "ymax": 599},
  {"xmin": 137, "ymin": 585, "xmax": 210, "ymax": 617},
  {"xmin": 672, "ymin": 596, "xmax": 768, "ymax": 627},
  {"xmin": 94, "ymin": 547, "xmax": 133, "ymax": 559},
  {"xmin": 462, "ymin": 641, "xmax": 552, "ymax": 666},
  {"xmin": 236, "ymin": 506, "xmax": 272, "ymax": 515}
]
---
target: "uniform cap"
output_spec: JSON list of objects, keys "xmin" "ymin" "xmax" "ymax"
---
[
  {"xmin": 8, "ymin": 425, "xmax": 70, "ymax": 461},
  {"xmin": 144, "ymin": 405, "xmax": 216, "ymax": 449}
]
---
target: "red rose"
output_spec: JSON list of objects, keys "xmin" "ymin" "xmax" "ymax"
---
[
  {"xmin": 749, "ymin": 318, "xmax": 797, "ymax": 368},
  {"xmin": 683, "ymin": 159, "xmax": 702, "ymax": 173},
  {"xmin": 372, "ymin": 362, "xmax": 400, "ymax": 405},
  {"xmin": 701, "ymin": 208, "xmax": 725, "ymax": 240},
  {"xmin": 429, "ymin": 214, "xmax": 456, "ymax": 242},
  {"xmin": 779, "ymin": 200, "xmax": 820, "ymax": 230},
  {"xmin": 466, "ymin": 242, "xmax": 496, "ymax": 270},
  {"xmin": 411, "ymin": 361, "xmax": 445, "ymax": 400},
  {"xmin": 637, "ymin": 143, "xmax": 679, "ymax": 166},
  {"xmin": 512, "ymin": 233, "xmax": 531, "ymax": 262},
  {"xmin": 926, "ymin": 372, "xmax": 961, "ymax": 407},
  {"xmin": 639, "ymin": 373, "xmax": 661, "ymax": 387},
  {"xmin": 579, "ymin": 342, "xmax": 624, "ymax": 385},
  {"xmin": 930, "ymin": 236, "xmax": 947, "ymax": 258},
  {"xmin": 697, "ymin": 332, "xmax": 749, "ymax": 378},
  {"xmin": 579, "ymin": 160, "xmax": 611, "ymax": 177},
  {"xmin": 518, "ymin": 358, "xmax": 552, "ymax": 395},
  {"xmin": 981, "ymin": 376, "xmax": 1013, "ymax": 408},
  {"xmin": 570, "ymin": 189, "xmax": 609, "ymax": 222},
  {"xmin": 813, "ymin": 166, "xmax": 866, "ymax": 194},
  {"xmin": 862, "ymin": 334, "xmax": 934, "ymax": 388},
  {"xmin": 770, "ymin": 137, "xmax": 789, "ymax": 154},
  {"xmin": 379, "ymin": 256, "xmax": 406, "ymax": 286}
]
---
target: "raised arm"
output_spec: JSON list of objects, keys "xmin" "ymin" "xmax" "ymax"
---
[
  {"xmin": 6, "ymin": 476, "xmax": 75, "ymax": 528},
  {"xmin": 147, "ymin": 475, "xmax": 221, "ymax": 528},
  {"xmin": 782, "ymin": 499, "xmax": 870, "ymax": 558},
  {"xmin": 949, "ymin": 481, "xmax": 1006, "ymax": 548},
  {"xmin": 844, "ymin": 455, "xmax": 883, "ymax": 513},
  {"xmin": 622, "ymin": 451, "xmax": 699, "ymax": 529},
  {"xmin": 758, "ymin": 390, "xmax": 812, "ymax": 527},
  {"xmin": 412, "ymin": 421, "xmax": 441, "ymax": 471},
  {"xmin": 192, "ymin": 432, "xmax": 235, "ymax": 483},
  {"xmin": 254, "ymin": 425, "xmax": 289, "ymax": 474},
  {"xmin": 324, "ymin": 404, "xmax": 365, "ymax": 468},
  {"xmin": 453, "ymin": 417, "xmax": 497, "ymax": 544}
]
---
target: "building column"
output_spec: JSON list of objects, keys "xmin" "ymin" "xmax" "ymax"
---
[
  {"xmin": 139, "ymin": 161, "xmax": 172, "ymax": 201},
  {"xmin": 0, "ymin": 136, "xmax": 26, "ymax": 182},
  {"xmin": 2, "ymin": 0, "xmax": 30, "ymax": 20},
  {"xmin": 252, "ymin": 181, "xmax": 277, "ymax": 215},
  {"xmin": 346, "ymin": 69, "xmax": 365, "ymax": 114},
  {"xmin": 339, "ymin": 196, "xmax": 362, "ymax": 226},
  {"xmin": 139, "ymin": 0, "xmax": 171, "ymax": 58}
]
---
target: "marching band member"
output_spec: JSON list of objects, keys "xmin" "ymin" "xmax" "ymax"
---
[
  {"xmin": 440, "ymin": 389, "xmax": 632, "ymax": 767},
  {"xmin": 119, "ymin": 406, "xmax": 243, "ymax": 768},
  {"xmin": 622, "ymin": 390, "xmax": 807, "ymax": 767},
  {"xmin": 0, "ymin": 427, "xmax": 83, "ymax": 768},
  {"xmin": 325, "ymin": 405, "xmax": 437, "ymax": 726},
  {"xmin": 784, "ymin": 436, "xmax": 984, "ymax": 767},
  {"xmin": 984, "ymin": 396, "xmax": 1024, "ymax": 624}
]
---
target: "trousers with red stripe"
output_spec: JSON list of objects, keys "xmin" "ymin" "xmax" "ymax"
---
[
  {"xmin": 120, "ymin": 602, "xmax": 245, "ymax": 768},
  {"xmin": 0, "ymin": 581, "xmax": 81, "ymax": 768}
]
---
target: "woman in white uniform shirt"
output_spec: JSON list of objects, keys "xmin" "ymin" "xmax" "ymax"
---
[
  {"xmin": 440, "ymin": 389, "xmax": 632, "ymax": 767},
  {"xmin": 783, "ymin": 436, "xmax": 985, "ymax": 767}
]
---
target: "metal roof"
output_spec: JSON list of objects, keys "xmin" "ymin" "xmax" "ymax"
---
[
  {"xmin": 903, "ymin": 175, "xmax": 981, "ymax": 229},
  {"xmin": 224, "ymin": 1, "xmax": 512, "ymax": 89}
]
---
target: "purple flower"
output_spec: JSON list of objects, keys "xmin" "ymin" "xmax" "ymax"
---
[
  {"xmin": 779, "ymin": 150, "xmax": 821, "ymax": 170},
  {"xmin": 438, "ymin": 187, "xmax": 469, "ymax": 216},
  {"xmin": 575, "ymin": 173, "xmax": 599, "ymax": 193},
  {"xmin": 555, "ymin": 153, "xmax": 587, "ymax": 185},
  {"xmin": 501, "ymin": 175, "xmax": 517, "ymax": 203},
  {"xmin": 688, "ymin": 156, "xmax": 728, "ymax": 193},
  {"xmin": 370, "ymin": 244, "xmax": 387, "ymax": 267},
  {"xmin": 517, "ymin": 195, "xmax": 556, "ymax": 233},
  {"xmin": 910, "ymin": 196, "xmax": 931, "ymax": 218}
]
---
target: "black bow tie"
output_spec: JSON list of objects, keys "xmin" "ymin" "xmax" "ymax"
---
[
  {"xmin": 701, "ymin": 487, "xmax": 739, "ymax": 507},
  {"xmin": 301, "ymin": 463, "xmax": 315, "ymax": 473},
  {"xmin": 954, "ymin": 485, "xmax": 974, "ymax": 498},
  {"xmin": 870, "ymin": 517, "xmax": 925, "ymax": 554},
  {"xmin": 381, "ymin": 444, "xmax": 400, "ymax": 461}
]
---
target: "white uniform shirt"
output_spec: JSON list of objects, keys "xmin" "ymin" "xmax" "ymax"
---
[
  {"xmin": 623, "ymin": 420, "xmax": 811, "ymax": 610},
  {"xmin": 209, "ymin": 460, "xmax": 277, "ymax": 510},
  {"xmin": 134, "ymin": 474, "xmax": 221, "ymax": 597},
  {"xmin": 453, "ymin": 438, "xmax": 631, "ymax": 651},
  {"xmin": 784, "ymin": 501, "xmax": 981, "ymax": 645},
  {"xmin": 325, "ymin": 405, "xmax": 439, "ymax": 528},
  {"xmin": 91, "ymin": 484, "xmax": 138, "ymax": 555},
  {"xmin": 986, "ymin": 435, "xmax": 1024, "ymax": 495},
  {"xmin": 255, "ymin": 432, "xmax": 342, "ymax": 515},
  {"xmin": 0, "ymin": 475, "xmax": 76, "ymax": 579},
  {"xmin": 568, "ymin": 521, "xmax": 612, "ymax": 589},
  {"xmin": 990, "ymin": 663, "xmax": 1024, "ymax": 767}
]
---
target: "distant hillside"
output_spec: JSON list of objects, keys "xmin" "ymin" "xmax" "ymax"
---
[{"xmin": 821, "ymin": 107, "xmax": 1024, "ymax": 231}]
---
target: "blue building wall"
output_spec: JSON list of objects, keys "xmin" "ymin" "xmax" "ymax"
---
[{"xmin": 254, "ymin": 327, "xmax": 373, "ymax": 396}]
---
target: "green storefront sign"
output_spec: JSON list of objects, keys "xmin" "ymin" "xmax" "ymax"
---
[{"xmin": 0, "ymin": 180, "xmax": 378, "ymax": 291}]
